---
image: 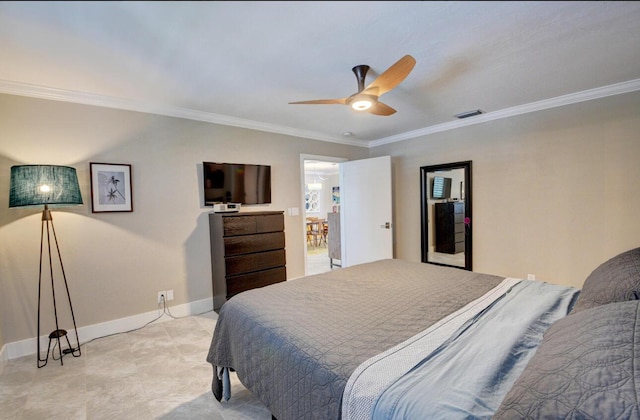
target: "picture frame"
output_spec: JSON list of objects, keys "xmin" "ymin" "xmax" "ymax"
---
[
  {"xmin": 332, "ymin": 186, "xmax": 340, "ymax": 204},
  {"xmin": 90, "ymin": 163, "xmax": 133, "ymax": 213}
]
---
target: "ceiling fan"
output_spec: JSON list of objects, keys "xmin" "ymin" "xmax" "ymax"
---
[{"xmin": 289, "ymin": 55, "xmax": 416, "ymax": 116}]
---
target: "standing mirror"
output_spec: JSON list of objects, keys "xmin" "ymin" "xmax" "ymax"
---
[{"xmin": 420, "ymin": 161, "xmax": 472, "ymax": 270}]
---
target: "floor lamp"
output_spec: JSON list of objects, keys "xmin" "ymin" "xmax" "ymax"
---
[{"xmin": 9, "ymin": 165, "xmax": 83, "ymax": 367}]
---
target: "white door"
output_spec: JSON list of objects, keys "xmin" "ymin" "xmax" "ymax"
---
[{"xmin": 340, "ymin": 155, "xmax": 393, "ymax": 267}]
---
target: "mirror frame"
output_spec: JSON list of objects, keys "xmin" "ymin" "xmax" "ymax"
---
[{"xmin": 420, "ymin": 161, "xmax": 472, "ymax": 271}]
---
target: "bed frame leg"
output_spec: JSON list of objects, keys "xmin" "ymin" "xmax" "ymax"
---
[{"xmin": 212, "ymin": 374, "xmax": 223, "ymax": 402}]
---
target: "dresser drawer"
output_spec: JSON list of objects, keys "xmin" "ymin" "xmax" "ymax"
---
[
  {"xmin": 223, "ymin": 216, "xmax": 258, "ymax": 236},
  {"xmin": 223, "ymin": 213, "xmax": 285, "ymax": 236},
  {"xmin": 226, "ymin": 266, "xmax": 286, "ymax": 298},
  {"xmin": 256, "ymin": 214, "xmax": 284, "ymax": 233},
  {"xmin": 225, "ymin": 249, "xmax": 286, "ymax": 276},
  {"xmin": 224, "ymin": 232, "xmax": 285, "ymax": 256}
]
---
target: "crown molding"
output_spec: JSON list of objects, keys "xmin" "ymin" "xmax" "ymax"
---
[
  {"xmin": 1, "ymin": 78, "xmax": 638, "ymax": 149},
  {"xmin": 0, "ymin": 80, "xmax": 370, "ymax": 148},
  {"xmin": 370, "ymin": 78, "xmax": 640, "ymax": 147}
]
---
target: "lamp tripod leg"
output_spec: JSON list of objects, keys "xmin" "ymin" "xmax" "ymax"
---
[
  {"xmin": 37, "ymin": 206, "xmax": 81, "ymax": 368},
  {"xmin": 50, "ymin": 217, "xmax": 81, "ymax": 359},
  {"xmin": 37, "ymin": 216, "xmax": 45, "ymax": 368}
]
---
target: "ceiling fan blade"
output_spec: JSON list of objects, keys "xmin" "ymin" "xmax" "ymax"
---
[
  {"xmin": 362, "ymin": 55, "xmax": 416, "ymax": 97},
  {"xmin": 368, "ymin": 101, "xmax": 396, "ymax": 116},
  {"xmin": 289, "ymin": 98, "xmax": 347, "ymax": 105}
]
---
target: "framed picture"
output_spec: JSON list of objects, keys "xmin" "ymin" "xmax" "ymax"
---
[
  {"xmin": 332, "ymin": 186, "xmax": 340, "ymax": 204},
  {"xmin": 90, "ymin": 163, "xmax": 133, "ymax": 213}
]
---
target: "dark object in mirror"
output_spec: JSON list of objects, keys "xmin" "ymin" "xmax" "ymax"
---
[
  {"xmin": 420, "ymin": 161, "xmax": 472, "ymax": 271},
  {"xmin": 432, "ymin": 176, "xmax": 452, "ymax": 199}
]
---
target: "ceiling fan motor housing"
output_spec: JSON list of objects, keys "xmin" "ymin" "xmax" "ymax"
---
[{"xmin": 352, "ymin": 65, "xmax": 370, "ymax": 92}]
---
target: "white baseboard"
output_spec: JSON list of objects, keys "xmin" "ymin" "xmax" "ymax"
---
[{"xmin": 4, "ymin": 297, "xmax": 214, "ymax": 361}]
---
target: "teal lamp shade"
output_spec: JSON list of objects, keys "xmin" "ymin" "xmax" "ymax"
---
[{"xmin": 9, "ymin": 165, "xmax": 83, "ymax": 208}]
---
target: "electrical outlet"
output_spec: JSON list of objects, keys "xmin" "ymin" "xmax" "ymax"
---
[
  {"xmin": 527, "ymin": 274, "xmax": 536, "ymax": 281},
  {"xmin": 166, "ymin": 290, "xmax": 174, "ymax": 301},
  {"xmin": 157, "ymin": 291, "xmax": 166, "ymax": 304}
]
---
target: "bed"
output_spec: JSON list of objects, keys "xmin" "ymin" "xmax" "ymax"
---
[{"xmin": 206, "ymin": 248, "xmax": 640, "ymax": 419}]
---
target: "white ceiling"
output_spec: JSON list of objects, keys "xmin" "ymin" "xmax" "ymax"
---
[{"xmin": 1, "ymin": 1, "xmax": 639, "ymax": 148}]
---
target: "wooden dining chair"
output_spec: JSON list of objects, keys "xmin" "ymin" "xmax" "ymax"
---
[
  {"xmin": 306, "ymin": 219, "xmax": 320, "ymax": 247},
  {"xmin": 320, "ymin": 220, "xmax": 328, "ymax": 247}
]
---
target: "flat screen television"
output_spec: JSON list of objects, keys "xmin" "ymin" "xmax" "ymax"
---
[
  {"xmin": 432, "ymin": 176, "xmax": 452, "ymax": 199},
  {"xmin": 203, "ymin": 162, "xmax": 271, "ymax": 205}
]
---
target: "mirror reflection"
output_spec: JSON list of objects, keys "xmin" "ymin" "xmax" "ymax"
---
[{"xmin": 421, "ymin": 161, "xmax": 472, "ymax": 270}]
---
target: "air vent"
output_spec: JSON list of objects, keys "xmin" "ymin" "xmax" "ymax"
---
[{"xmin": 455, "ymin": 109, "xmax": 484, "ymax": 119}]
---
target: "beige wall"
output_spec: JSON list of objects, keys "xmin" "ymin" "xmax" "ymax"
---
[
  {"xmin": 1, "ymin": 89, "xmax": 639, "ymax": 351},
  {"xmin": 372, "ymin": 90, "xmax": 640, "ymax": 289},
  {"xmin": 0, "ymin": 94, "xmax": 368, "ymax": 346}
]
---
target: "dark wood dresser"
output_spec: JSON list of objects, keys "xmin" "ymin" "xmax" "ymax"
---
[
  {"xmin": 434, "ymin": 202, "xmax": 465, "ymax": 254},
  {"xmin": 209, "ymin": 211, "xmax": 286, "ymax": 309}
]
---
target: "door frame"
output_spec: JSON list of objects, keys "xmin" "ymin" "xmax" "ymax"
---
[{"xmin": 300, "ymin": 154, "xmax": 346, "ymax": 275}]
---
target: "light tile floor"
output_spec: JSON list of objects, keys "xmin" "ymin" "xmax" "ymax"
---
[
  {"xmin": 1, "ymin": 251, "xmax": 341, "ymax": 420},
  {"xmin": 306, "ymin": 246, "xmax": 335, "ymax": 276},
  {"xmin": 0, "ymin": 311, "xmax": 271, "ymax": 419}
]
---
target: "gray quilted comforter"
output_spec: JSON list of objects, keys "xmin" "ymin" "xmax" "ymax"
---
[{"xmin": 206, "ymin": 259, "xmax": 504, "ymax": 420}]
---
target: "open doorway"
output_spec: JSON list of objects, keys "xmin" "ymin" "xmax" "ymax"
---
[{"xmin": 301, "ymin": 156, "xmax": 343, "ymax": 275}]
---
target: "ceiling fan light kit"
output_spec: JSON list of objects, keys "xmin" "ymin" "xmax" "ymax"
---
[
  {"xmin": 347, "ymin": 93, "xmax": 378, "ymax": 111},
  {"xmin": 289, "ymin": 55, "xmax": 416, "ymax": 116}
]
